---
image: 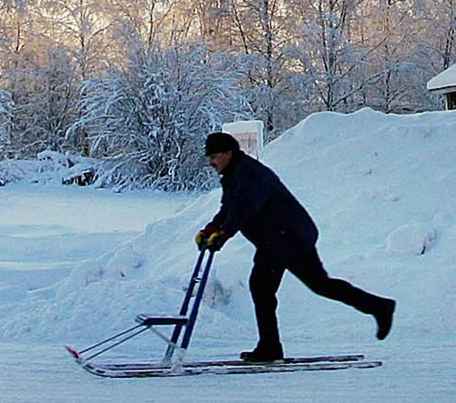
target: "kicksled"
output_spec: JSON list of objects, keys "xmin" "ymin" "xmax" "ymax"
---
[{"xmin": 65, "ymin": 248, "xmax": 382, "ymax": 378}]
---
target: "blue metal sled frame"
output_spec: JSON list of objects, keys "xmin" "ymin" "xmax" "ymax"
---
[{"xmin": 65, "ymin": 248, "xmax": 216, "ymax": 372}]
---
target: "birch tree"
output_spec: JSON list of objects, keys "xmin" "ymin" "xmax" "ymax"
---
[
  {"xmin": 228, "ymin": 0, "xmax": 294, "ymax": 138},
  {"xmin": 11, "ymin": 47, "xmax": 79, "ymax": 157},
  {"xmin": 287, "ymin": 0, "xmax": 377, "ymax": 112},
  {"xmin": 0, "ymin": 90, "xmax": 13, "ymax": 158}
]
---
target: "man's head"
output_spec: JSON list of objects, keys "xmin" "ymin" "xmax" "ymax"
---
[{"xmin": 205, "ymin": 132, "xmax": 240, "ymax": 174}]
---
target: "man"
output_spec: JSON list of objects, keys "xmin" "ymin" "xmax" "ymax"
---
[{"xmin": 196, "ymin": 132, "xmax": 396, "ymax": 362}]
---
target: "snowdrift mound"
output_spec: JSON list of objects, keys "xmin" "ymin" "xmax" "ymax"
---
[
  {"xmin": 0, "ymin": 151, "xmax": 97, "ymax": 187},
  {"xmin": 0, "ymin": 191, "xmax": 256, "ymax": 344},
  {"xmin": 2, "ymin": 108, "xmax": 456, "ymax": 346}
]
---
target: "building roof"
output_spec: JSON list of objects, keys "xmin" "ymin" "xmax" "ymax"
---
[{"xmin": 427, "ymin": 64, "xmax": 456, "ymax": 94}]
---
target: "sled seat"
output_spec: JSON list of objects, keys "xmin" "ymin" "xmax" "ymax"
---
[{"xmin": 135, "ymin": 313, "xmax": 188, "ymax": 326}]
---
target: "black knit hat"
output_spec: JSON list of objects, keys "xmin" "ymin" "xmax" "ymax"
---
[{"xmin": 205, "ymin": 132, "xmax": 240, "ymax": 156}]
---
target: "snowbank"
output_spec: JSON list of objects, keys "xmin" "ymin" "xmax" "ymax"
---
[{"xmin": 2, "ymin": 107, "xmax": 456, "ymax": 350}]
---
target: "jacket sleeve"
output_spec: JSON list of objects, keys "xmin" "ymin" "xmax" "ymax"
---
[
  {"xmin": 221, "ymin": 167, "xmax": 275, "ymax": 238},
  {"xmin": 206, "ymin": 197, "xmax": 228, "ymax": 230}
]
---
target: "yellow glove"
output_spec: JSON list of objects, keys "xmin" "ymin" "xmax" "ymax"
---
[
  {"xmin": 195, "ymin": 231, "xmax": 206, "ymax": 250},
  {"xmin": 206, "ymin": 230, "xmax": 227, "ymax": 251},
  {"xmin": 195, "ymin": 225, "xmax": 219, "ymax": 250}
]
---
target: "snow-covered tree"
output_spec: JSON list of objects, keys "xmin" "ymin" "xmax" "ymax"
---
[
  {"xmin": 407, "ymin": 0, "xmax": 456, "ymax": 110},
  {"xmin": 0, "ymin": 89, "xmax": 13, "ymax": 158},
  {"xmin": 29, "ymin": 0, "xmax": 112, "ymax": 79},
  {"xmin": 286, "ymin": 0, "xmax": 381, "ymax": 112},
  {"xmin": 365, "ymin": 0, "xmax": 422, "ymax": 112},
  {"xmin": 10, "ymin": 47, "xmax": 80, "ymax": 157},
  {"xmin": 427, "ymin": 0, "xmax": 456, "ymax": 70},
  {"xmin": 230, "ymin": 0, "xmax": 294, "ymax": 138},
  {"xmin": 69, "ymin": 44, "xmax": 251, "ymax": 191}
]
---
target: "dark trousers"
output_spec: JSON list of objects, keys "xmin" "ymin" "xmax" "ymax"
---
[{"xmin": 249, "ymin": 247, "xmax": 386, "ymax": 348}]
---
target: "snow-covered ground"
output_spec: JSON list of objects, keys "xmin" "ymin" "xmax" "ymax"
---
[{"xmin": 1, "ymin": 108, "xmax": 455, "ymax": 402}]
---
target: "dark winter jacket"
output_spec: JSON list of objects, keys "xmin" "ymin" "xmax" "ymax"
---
[{"xmin": 208, "ymin": 151, "xmax": 318, "ymax": 264}]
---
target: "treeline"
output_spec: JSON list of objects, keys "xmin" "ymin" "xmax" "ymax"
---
[{"xmin": 0, "ymin": 0, "xmax": 453, "ymax": 190}]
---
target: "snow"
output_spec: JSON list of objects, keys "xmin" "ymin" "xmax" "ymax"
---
[
  {"xmin": 427, "ymin": 63, "xmax": 456, "ymax": 92},
  {"xmin": 1, "ymin": 107, "xmax": 455, "ymax": 402}
]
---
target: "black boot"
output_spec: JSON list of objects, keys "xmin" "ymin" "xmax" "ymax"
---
[
  {"xmin": 374, "ymin": 299, "xmax": 396, "ymax": 340},
  {"xmin": 240, "ymin": 343, "xmax": 284, "ymax": 362}
]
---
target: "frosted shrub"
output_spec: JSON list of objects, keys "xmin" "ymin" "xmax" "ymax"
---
[{"xmin": 69, "ymin": 45, "xmax": 251, "ymax": 191}]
